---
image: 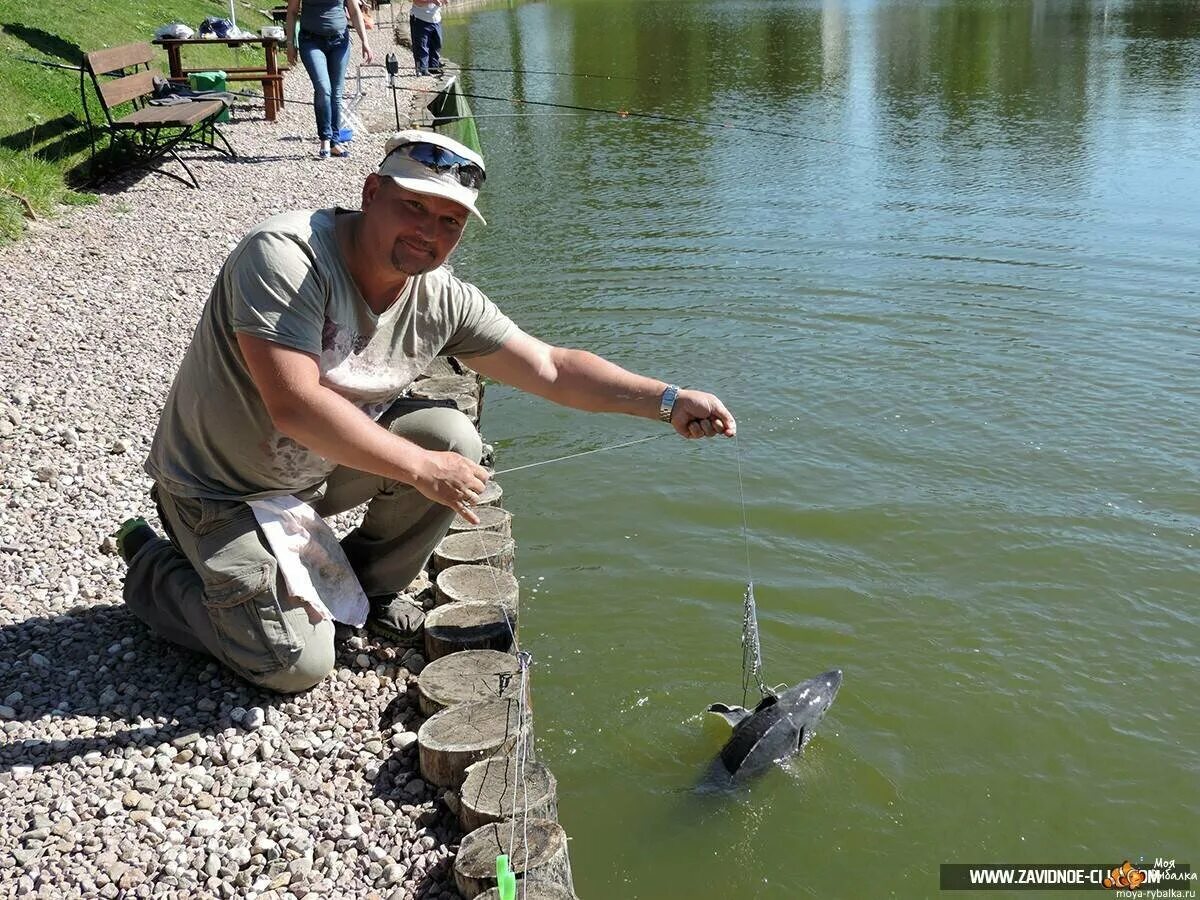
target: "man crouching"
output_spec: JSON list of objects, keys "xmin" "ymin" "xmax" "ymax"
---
[{"xmin": 117, "ymin": 130, "xmax": 735, "ymax": 693}]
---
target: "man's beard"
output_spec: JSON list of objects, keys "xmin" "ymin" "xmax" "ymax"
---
[{"xmin": 392, "ymin": 240, "xmax": 438, "ymax": 276}]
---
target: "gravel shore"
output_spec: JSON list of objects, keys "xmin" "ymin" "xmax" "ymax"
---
[{"xmin": 0, "ymin": 17, "xmax": 475, "ymax": 900}]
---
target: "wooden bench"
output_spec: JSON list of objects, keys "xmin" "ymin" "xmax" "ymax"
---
[{"xmin": 81, "ymin": 42, "xmax": 236, "ymax": 188}]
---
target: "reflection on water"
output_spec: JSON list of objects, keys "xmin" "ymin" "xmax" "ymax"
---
[{"xmin": 444, "ymin": 1, "xmax": 1199, "ymax": 897}]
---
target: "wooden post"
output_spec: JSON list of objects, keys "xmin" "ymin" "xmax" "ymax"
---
[
  {"xmin": 449, "ymin": 505, "xmax": 512, "ymax": 538},
  {"xmin": 435, "ymin": 564, "xmax": 518, "ymax": 609},
  {"xmin": 417, "ymin": 649, "xmax": 521, "ymax": 716},
  {"xmin": 459, "ymin": 755, "xmax": 558, "ymax": 833},
  {"xmin": 454, "ymin": 820, "xmax": 573, "ymax": 899},
  {"xmin": 424, "ymin": 601, "xmax": 516, "ymax": 660},
  {"xmin": 432, "ymin": 531, "xmax": 515, "ymax": 574},
  {"xmin": 476, "ymin": 479, "xmax": 503, "ymax": 508},
  {"xmin": 474, "ymin": 881, "xmax": 577, "ymax": 900},
  {"xmin": 417, "ymin": 699, "xmax": 530, "ymax": 788},
  {"xmin": 408, "ymin": 374, "xmax": 480, "ymax": 421}
]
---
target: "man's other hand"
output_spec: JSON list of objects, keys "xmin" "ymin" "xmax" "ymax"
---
[
  {"xmin": 412, "ymin": 449, "xmax": 491, "ymax": 524},
  {"xmin": 670, "ymin": 390, "xmax": 737, "ymax": 439}
]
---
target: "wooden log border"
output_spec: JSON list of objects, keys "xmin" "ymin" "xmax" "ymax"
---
[{"xmin": 413, "ymin": 364, "xmax": 576, "ymax": 898}]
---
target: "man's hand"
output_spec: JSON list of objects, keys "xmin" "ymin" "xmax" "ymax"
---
[
  {"xmin": 410, "ymin": 449, "xmax": 491, "ymax": 524},
  {"xmin": 669, "ymin": 390, "xmax": 737, "ymax": 439},
  {"xmin": 286, "ymin": 44, "xmax": 297, "ymax": 66}
]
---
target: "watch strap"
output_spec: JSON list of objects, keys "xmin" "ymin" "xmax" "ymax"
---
[{"xmin": 659, "ymin": 384, "xmax": 680, "ymax": 423}]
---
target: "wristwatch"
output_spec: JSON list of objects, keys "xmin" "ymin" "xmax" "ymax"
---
[{"xmin": 659, "ymin": 384, "xmax": 680, "ymax": 423}]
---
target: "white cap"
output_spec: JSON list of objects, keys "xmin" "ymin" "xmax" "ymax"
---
[{"xmin": 378, "ymin": 129, "xmax": 487, "ymax": 224}]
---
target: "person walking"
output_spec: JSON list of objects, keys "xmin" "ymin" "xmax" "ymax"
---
[
  {"xmin": 286, "ymin": 0, "xmax": 374, "ymax": 158},
  {"xmin": 115, "ymin": 130, "xmax": 735, "ymax": 693},
  {"xmin": 409, "ymin": 0, "xmax": 444, "ymax": 76}
]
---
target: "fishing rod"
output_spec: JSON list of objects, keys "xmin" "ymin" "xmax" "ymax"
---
[
  {"xmin": 396, "ymin": 84, "xmax": 875, "ymax": 150},
  {"xmin": 18, "ymin": 56, "xmax": 81, "ymax": 71},
  {"xmin": 452, "ymin": 64, "xmax": 653, "ymax": 83}
]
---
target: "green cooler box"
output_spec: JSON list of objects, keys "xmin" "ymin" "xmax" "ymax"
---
[{"xmin": 189, "ymin": 71, "xmax": 231, "ymax": 122}]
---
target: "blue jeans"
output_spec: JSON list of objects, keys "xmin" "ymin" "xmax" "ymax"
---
[
  {"xmin": 409, "ymin": 17, "xmax": 442, "ymax": 73},
  {"xmin": 298, "ymin": 29, "xmax": 350, "ymax": 141}
]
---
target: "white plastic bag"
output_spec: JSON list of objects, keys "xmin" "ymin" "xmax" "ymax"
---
[
  {"xmin": 260, "ymin": 25, "xmax": 286, "ymax": 40},
  {"xmin": 154, "ymin": 22, "xmax": 195, "ymax": 40},
  {"xmin": 247, "ymin": 495, "xmax": 369, "ymax": 627}
]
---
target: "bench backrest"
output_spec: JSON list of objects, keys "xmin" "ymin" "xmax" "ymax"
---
[{"xmin": 83, "ymin": 43, "xmax": 160, "ymax": 121}]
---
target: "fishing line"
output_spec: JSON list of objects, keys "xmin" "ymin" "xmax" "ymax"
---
[
  {"xmin": 396, "ymin": 84, "xmax": 876, "ymax": 150},
  {"xmin": 452, "ymin": 64, "xmax": 652, "ymax": 83},
  {"xmin": 491, "ymin": 433, "xmax": 671, "ymax": 477},
  {"xmin": 461, "ymin": 513, "xmax": 533, "ymax": 896}
]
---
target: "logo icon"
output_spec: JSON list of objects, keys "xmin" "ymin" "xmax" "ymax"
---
[{"xmin": 1103, "ymin": 861, "xmax": 1147, "ymax": 890}]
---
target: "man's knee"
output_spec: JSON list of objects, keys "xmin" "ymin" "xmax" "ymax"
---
[
  {"xmin": 387, "ymin": 406, "xmax": 482, "ymax": 463},
  {"xmin": 248, "ymin": 618, "xmax": 336, "ymax": 694}
]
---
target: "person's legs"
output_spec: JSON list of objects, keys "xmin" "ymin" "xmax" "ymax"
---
[
  {"xmin": 123, "ymin": 487, "xmax": 335, "ymax": 692},
  {"xmin": 313, "ymin": 398, "xmax": 481, "ymax": 598},
  {"xmin": 409, "ymin": 16, "xmax": 430, "ymax": 74},
  {"xmin": 427, "ymin": 21, "xmax": 443, "ymax": 72},
  {"xmin": 326, "ymin": 30, "xmax": 351, "ymax": 144},
  {"xmin": 298, "ymin": 31, "xmax": 334, "ymax": 143}
]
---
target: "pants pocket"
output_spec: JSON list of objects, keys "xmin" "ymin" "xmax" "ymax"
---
[{"xmin": 201, "ymin": 559, "xmax": 301, "ymax": 679}]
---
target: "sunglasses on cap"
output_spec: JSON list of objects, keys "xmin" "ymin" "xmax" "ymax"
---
[{"xmin": 386, "ymin": 141, "xmax": 486, "ymax": 190}]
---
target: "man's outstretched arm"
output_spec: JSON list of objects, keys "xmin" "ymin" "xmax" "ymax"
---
[
  {"xmin": 237, "ymin": 333, "xmax": 490, "ymax": 521},
  {"xmin": 468, "ymin": 331, "xmax": 736, "ymax": 439}
]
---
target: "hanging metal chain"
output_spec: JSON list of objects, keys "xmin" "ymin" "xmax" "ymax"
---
[{"xmin": 741, "ymin": 580, "xmax": 772, "ymax": 706}]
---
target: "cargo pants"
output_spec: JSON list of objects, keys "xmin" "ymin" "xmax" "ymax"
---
[{"xmin": 123, "ymin": 399, "xmax": 481, "ymax": 693}]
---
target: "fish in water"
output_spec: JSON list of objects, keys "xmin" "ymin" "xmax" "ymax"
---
[{"xmin": 704, "ymin": 669, "xmax": 842, "ymax": 784}]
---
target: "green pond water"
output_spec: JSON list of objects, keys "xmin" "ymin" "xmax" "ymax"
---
[{"xmin": 439, "ymin": 1, "xmax": 1199, "ymax": 896}]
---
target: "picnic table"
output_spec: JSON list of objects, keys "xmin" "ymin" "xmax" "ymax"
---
[{"xmin": 153, "ymin": 36, "xmax": 286, "ymax": 121}]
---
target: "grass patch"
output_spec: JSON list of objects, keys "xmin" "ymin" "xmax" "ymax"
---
[
  {"xmin": 0, "ymin": 0, "xmax": 273, "ymax": 242},
  {"xmin": 0, "ymin": 147, "xmax": 95, "ymax": 243}
]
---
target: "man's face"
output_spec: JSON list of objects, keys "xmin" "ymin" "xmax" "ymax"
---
[{"xmin": 360, "ymin": 175, "xmax": 470, "ymax": 276}]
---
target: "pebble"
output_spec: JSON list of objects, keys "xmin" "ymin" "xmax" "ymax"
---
[{"xmin": 242, "ymin": 707, "xmax": 266, "ymax": 731}]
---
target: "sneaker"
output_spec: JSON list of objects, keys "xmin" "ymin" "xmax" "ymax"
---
[
  {"xmin": 366, "ymin": 594, "xmax": 426, "ymax": 645},
  {"xmin": 114, "ymin": 517, "xmax": 157, "ymax": 564},
  {"xmin": 331, "ymin": 143, "xmax": 350, "ymax": 158},
  {"xmin": 318, "ymin": 147, "xmax": 330, "ymax": 159}
]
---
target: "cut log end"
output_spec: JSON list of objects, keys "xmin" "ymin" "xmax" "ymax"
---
[
  {"xmin": 432, "ymin": 531, "xmax": 515, "ymax": 573},
  {"xmin": 417, "ymin": 648, "xmax": 521, "ymax": 716},
  {"xmin": 418, "ymin": 699, "xmax": 530, "ymax": 788},
  {"xmin": 435, "ymin": 563, "xmax": 519, "ymax": 608},
  {"xmin": 474, "ymin": 881, "xmax": 577, "ymax": 900},
  {"xmin": 460, "ymin": 755, "xmax": 558, "ymax": 832},
  {"xmin": 424, "ymin": 600, "xmax": 517, "ymax": 661},
  {"xmin": 449, "ymin": 504, "xmax": 512, "ymax": 538},
  {"xmin": 454, "ymin": 819, "xmax": 573, "ymax": 899}
]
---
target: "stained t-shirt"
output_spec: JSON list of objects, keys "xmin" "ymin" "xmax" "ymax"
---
[{"xmin": 145, "ymin": 208, "xmax": 518, "ymax": 500}]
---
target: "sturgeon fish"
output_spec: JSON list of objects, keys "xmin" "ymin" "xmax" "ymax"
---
[{"xmin": 704, "ymin": 669, "xmax": 842, "ymax": 784}]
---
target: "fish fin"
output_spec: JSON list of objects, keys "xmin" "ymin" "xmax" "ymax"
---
[
  {"xmin": 706, "ymin": 703, "xmax": 751, "ymax": 727},
  {"xmin": 752, "ymin": 693, "xmax": 779, "ymax": 713}
]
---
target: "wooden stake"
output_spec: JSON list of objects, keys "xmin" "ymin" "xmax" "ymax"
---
[
  {"xmin": 459, "ymin": 755, "xmax": 558, "ymax": 833},
  {"xmin": 454, "ymin": 819, "xmax": 573, "ymax": 899},
  {"xmin": 417, "ymin": 649, "xmax": 521, "ymax": 716}
]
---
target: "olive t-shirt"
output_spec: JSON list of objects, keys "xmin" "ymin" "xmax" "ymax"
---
[{"xmin": 145, "ymin": 208, "xmax": 518, "ymax": 500}]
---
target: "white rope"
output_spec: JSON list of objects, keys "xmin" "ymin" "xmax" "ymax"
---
[{"xmin": 464, "ymin": 511, "xmax": 531, "ymax": 889}]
